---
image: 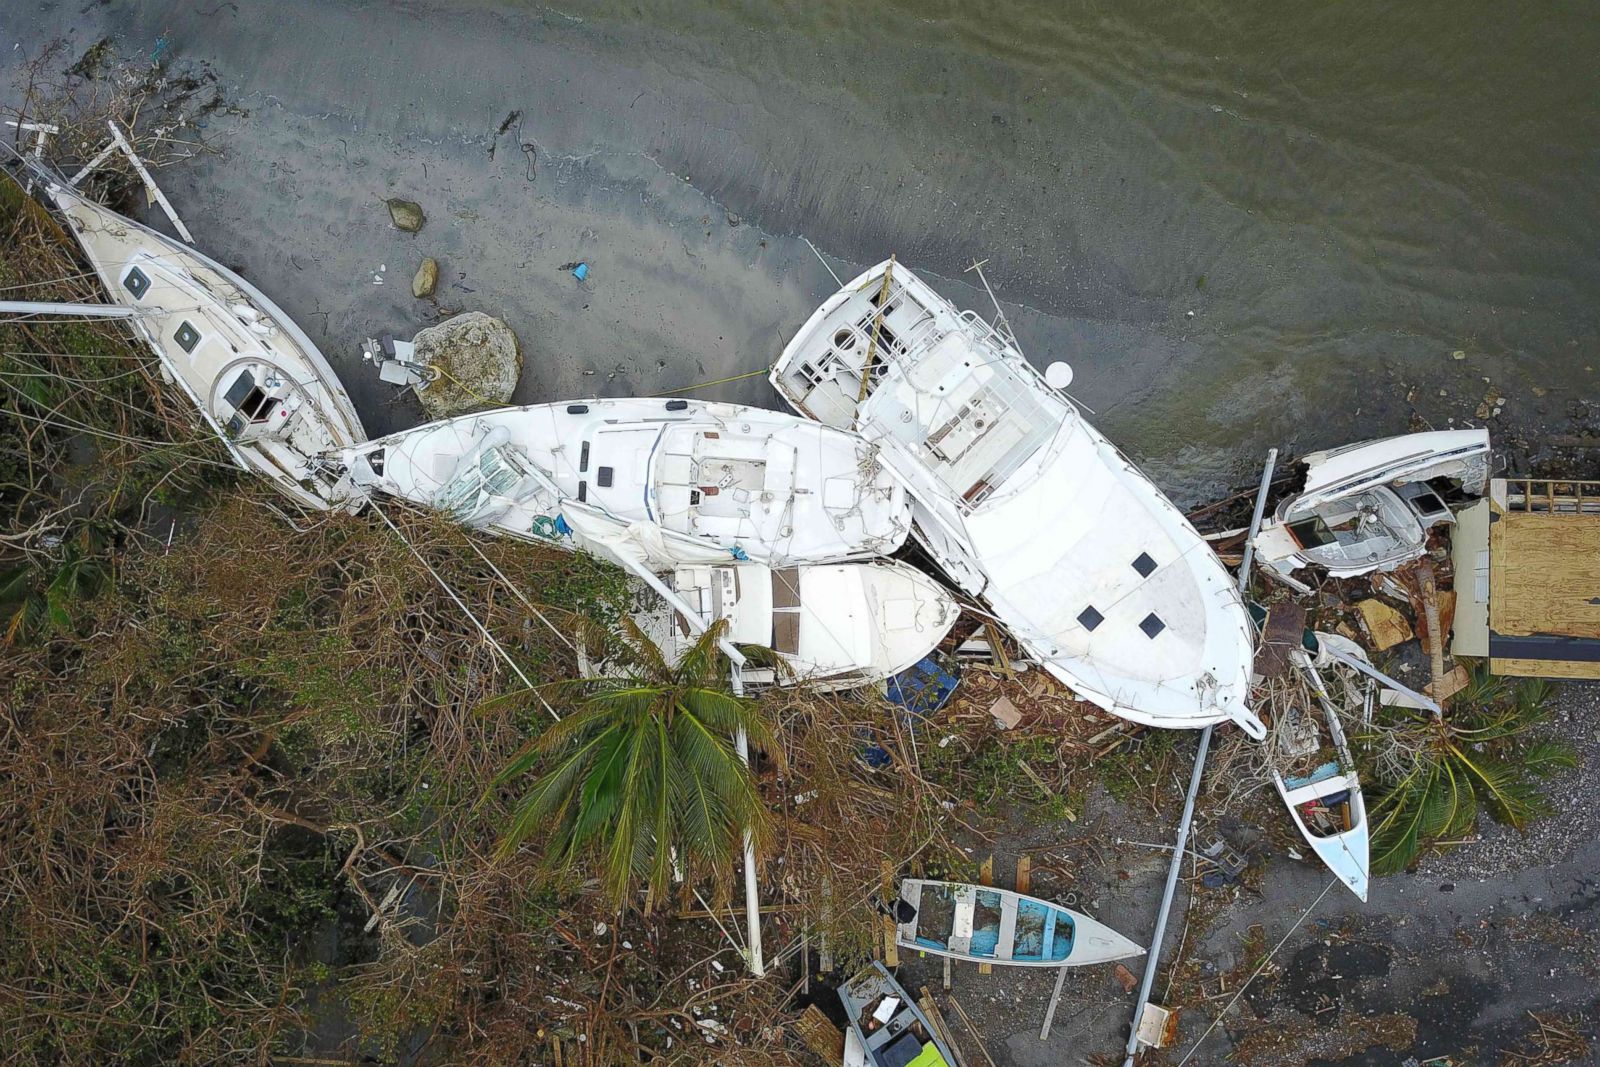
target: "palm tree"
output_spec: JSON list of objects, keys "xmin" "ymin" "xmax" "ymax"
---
[
  {"xmin": 1363, "ymin": 668, "xmax": 1576, "ymax": 874},
  {"xmin": 495, "ymin": 618, "xmax": 776, "ymax": 910}
]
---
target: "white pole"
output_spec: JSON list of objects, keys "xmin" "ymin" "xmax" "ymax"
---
[
  {"xmin": 0, "ymin": 300, "xmax": 137, "ymax": 318},
  {"xmin": 105, "ymin": 120, "xmax": 195, "ymax": 244},
  {"xmin": 1119, "ymin": 449, "xmax": 1276, "ymax": 1067}
]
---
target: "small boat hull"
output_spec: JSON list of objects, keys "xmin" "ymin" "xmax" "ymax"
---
[
  {"xmin": 837, "ymin": 961, "xmax": 957, "ymax": 1067},
  {"xmin": 895, "ymin": 878, "xmax": 1143, "ymax": 968}
]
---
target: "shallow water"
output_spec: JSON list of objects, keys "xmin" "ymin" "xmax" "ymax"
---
[{"xmin": 6, "ymin": 0, "xmax": 1598, "ymax": 499}]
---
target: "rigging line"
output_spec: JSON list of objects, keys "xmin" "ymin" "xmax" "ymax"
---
[
  {"xmin": 1176, "ymin": 876, "xmax": 1340, "ymax": 1066},
  {"xmin": 396, "ymin": 497, "xmax": 577, "ymax": 654},
  {"xmin": 646, "ymin": 366, "xmax": 771, "ymax": 396},
  {"xmin": 0, "ymin": 404, "xmax": 240, "ymax": 467},
  {"xmin": 367, "ymin": 497, "xmax": 560, "ymax": 722},
  {"xmin": 801, "ymin": 236, "xmax": 842, "ymax": 287}
]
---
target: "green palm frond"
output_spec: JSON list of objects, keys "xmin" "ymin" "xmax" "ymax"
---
[
  {"xmin": 1521, "ymin": 739, "xmax": 1578, "ymax": 778},
  {"xmin": 494, "ymin": 615, "xmax": 771, "ymax": 909}
]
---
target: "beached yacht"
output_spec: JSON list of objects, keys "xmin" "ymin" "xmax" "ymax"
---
[
  {"xmin": 580, "ymin": 559, "xmax": 959, "ymax": 691},
  {"xmin": 36, "ymin": 180, "xmax": 366, "ymax": 510},
  {"xmin": 895, "ymin": 879, "xmax": 1143, "ymax": 968},
  {"xmin": 770, "ymin": 261, "xmax": 1262, "ymax": 737},
  {"xmin": 1253, "ymin": 429, "xmax": 1490, "ymax": 579},
  {"xmin": 335, "ymin": 399, "xmax": 909, "ymax": 566}
]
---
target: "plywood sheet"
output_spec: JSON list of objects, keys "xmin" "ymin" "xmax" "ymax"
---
[{"xmin": 1489, "ymin": 512, "xmax": 1600, "ymax": 640}]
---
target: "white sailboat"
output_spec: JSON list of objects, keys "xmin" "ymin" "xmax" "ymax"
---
[
  {"xmin": 32, "ymin": 178, "xmax": 367, "ymax": 510},
  {"xmin": 335, "ymin": 399, "xmax": 910, "ymax": 567},
  {"xmin": 1273, "ymin": 641, "xmax": 1370, "ymax": 901},
  {"xmin": 895, "ymin": 878, "xmax": 1143, "ymax": 968},
  {"xmin": 581, "ymin": 559, "xmax": 959, "ymax": 692},
  {"xmin": 770, "ymin": 260, "xmax": 1263, "ymax": 738},
  {"xmin": 1253, "ymin": 429, "xmax": 1490, "ymax": 579}
]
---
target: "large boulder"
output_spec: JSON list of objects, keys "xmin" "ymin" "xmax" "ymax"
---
[{"xmin": 412, "ymin": 312, "xmax": 522, "ymax": 418}]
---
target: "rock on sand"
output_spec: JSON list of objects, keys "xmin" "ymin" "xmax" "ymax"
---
[
  {"xmin": 411, "ymin": 312, "xmax": 521, "ymax": 419},
  {"xmin": 413, "ymin": 257, "xmax": 439, "ymax": 299},
  {"xmin": 386, "ymin": 198, "xmax": 425, "ymax": 233}
]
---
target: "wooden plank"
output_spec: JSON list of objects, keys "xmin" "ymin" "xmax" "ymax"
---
[
  {"xmin": 1491, "ymin": 656, "xmax": 1600, "ymax": 681},
  {"xmin": 879, "ymin": 860, "xmax": 897, "ymax": 966},
  {"xmin": 1015, "ymin": 855, "xmax": 1032, "ymax": 895},
  {"xmin": 942, "ymin": 954, "xmax": 952, "ymax": 991},
  {"xmin": 977, "ymin": 857, "xmax": 994, "ymax": 976},
  {"xmin": 794, "ymin": 1004, "xmax": 845, "ymax": 1063},
  {"xmin": 917, "ymin": 987, "xmax": 967, "ymax": 1067},
  {"xmin": 882, "ymin": 912, "xmax": 899, "ymax": 967},
  {"xmin": 1356, "ymin": 599, "xmax": 1413, "ymax": 651}
]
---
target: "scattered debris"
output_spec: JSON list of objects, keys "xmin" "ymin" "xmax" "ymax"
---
[
  {"xmin": 1357, "ymin": 598, "xmax": 1413, "ymax": 651},
  {"xmin": 386, "ymin": 197, "xmax": 425, "ymax": 232},
  {"xmin": 412, "ymin": 256, "xmax": 439, "ymax": 299}
]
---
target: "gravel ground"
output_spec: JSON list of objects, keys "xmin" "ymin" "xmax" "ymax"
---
[{"xmin": 1422, "ymin": 682, "xmax": 1600, "ymax": 884}]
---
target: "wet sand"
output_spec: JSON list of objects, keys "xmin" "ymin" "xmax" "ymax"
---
[{"xmin": 7, "ymin": 0, "xmax": 1598, "ymax": 502}]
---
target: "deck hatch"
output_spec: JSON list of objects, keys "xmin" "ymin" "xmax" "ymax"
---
[
  {"xmin": 1139, "ymin": 612, "xmax": 1166, "ymax": 639},
  {"xmin": 1076, "ymin": 606, "xmax": 1104, "ymax": 632},
  {"xmin": 175, "ymin": 321, "xmax": 201, "ymax": 353},
  {"xmin": 122, "ymin": 266, "xmax": 150, "ymax": 300},
  {"xmin": 1132, "ymin": 551, "xmax": 1157, "ymax": 577},
  {"xmin": 596, "ymin": 466, "xmax": 614, "ymax": 488}
]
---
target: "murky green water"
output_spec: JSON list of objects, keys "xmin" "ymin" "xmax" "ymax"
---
[
  {"xmin": 9, "ymin": 0, "xmax": 1596, "ymax": 497},
  {"xmin": 569, "ymin": 0, "xmax": 1600, "ymax": 485}
]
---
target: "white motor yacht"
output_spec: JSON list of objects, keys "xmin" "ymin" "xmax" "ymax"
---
[{"xmin": 770, "ymin": 261, "xmax": 1262, "ymax": 737}]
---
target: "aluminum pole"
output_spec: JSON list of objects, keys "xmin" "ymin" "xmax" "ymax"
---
[
  {"xmin": 1119, "ymin": 449, "xmax": 1276, "ymax": 1066},
  {"xmin": 0, "ymin": 300, "xmax": 136, "ymax": 318}
]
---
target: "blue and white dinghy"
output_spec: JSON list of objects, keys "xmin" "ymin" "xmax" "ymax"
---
[{"xmin": 894, "ymin": 878, "xmax": 1142, "ymax": 968}]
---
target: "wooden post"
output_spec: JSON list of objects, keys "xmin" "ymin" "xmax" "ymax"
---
[{"xmin": 855, "ymin": 255, "xmax": 897, "ymax": 404}]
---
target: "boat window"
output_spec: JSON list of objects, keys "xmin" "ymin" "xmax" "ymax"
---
[
  {"xmin": 578, "ymin": 441, "xmax": 590, "ymax": 473},
  {"xmin": 772, "ymin": 568, "xmax": 802, "ymax": 610},
  {"xmin": 577, "ymin": 481, "xmax": 587, "ymax": 503},
  {"xmin": 596, "ymin": 466, "xmax": 614, "ymax": 488},
  {"xmin": 1076, "ymin": 605, "xmax": 1103, "ymax": 632},
  {"xmin": 970, "ymin": 890, "xmax": 1003, "ymax": 957},
  {"xmin": 1139, "ymin": 613, "xmax": 1166, "ymax": 639},
  {"xmin": 122, "ymin": 266, "xmax": 150, "ymax": 300},
  {"xmin": 174, "ymin": 320, "xmax": 202, "ymax": 354},
  {"xmin": 1132, "ymin": 551, "xmax": 1157, "ymax": 577},
  {"xmin": 773, "ymin": 612, "xmax": 800, "ymax": 655}
]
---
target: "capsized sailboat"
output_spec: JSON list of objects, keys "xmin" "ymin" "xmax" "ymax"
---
[
  {"xmin": 335, "ymin": 399, "xmax": 910, "ymax": 566},
  {"xmin": 34, "ymin": 178, "xmax": 367, "ymax": 510},
  {"xmin": 1253, "ymin": 429, "xmax": 1490, "ymax": 579},
  {"xmin": 838, "ymin": 962, "xmax": 958, "ymax": 1067},
  {"xmin": 895, "ymin": 878, "xmax": 1143, "ymax": 968},
  {"xmin": 581, "ymin": 559, "xmax": 959, "ymax": 692},
  {"xmin": 1272, "ymin": 637, "xmax": 1371, "ymax": 901},
  {"xmin": 770, "ymin": 260, "xmax": 1263, "ymax": 738}
]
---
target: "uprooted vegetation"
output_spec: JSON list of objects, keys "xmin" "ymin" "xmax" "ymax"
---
[{"xmin": 0, "ymin": 162, "xmax": 982, "ymax": 1064}]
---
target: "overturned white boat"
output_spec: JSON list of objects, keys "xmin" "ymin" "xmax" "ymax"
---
[
  {"xmin": 771, "ymin": 260, "xmax": 1262, "ymax": 737},
  {"xmin": 896, "ymin": 878, "xmax": 1143, "ymax": 968},
  {"xmin": 838, "ymin": 962, "xmax": 958, "ymax": 1067},
  {"xmin": 336, "ymin": 399, "xmax": 910, "ymax": 566},
  {"xmin": 1273, "ymin": 639, "xmax": 1370, "ymax": 901},
  {"xmin": 583, "ymin": 559, "xmax": 958, "ymax": 692},
  {"xmin": 1253, "ymin": 429, "xmax": 1490, "ymax": 579},
  {"xmin": 33, "ymin": 179, "xmax": 367, "ymax": 510}
]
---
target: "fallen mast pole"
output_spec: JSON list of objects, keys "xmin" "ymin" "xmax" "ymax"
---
[{"xmin": 1119, "ymin": 448, "xmax": 1276, "ymax": 1066}]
